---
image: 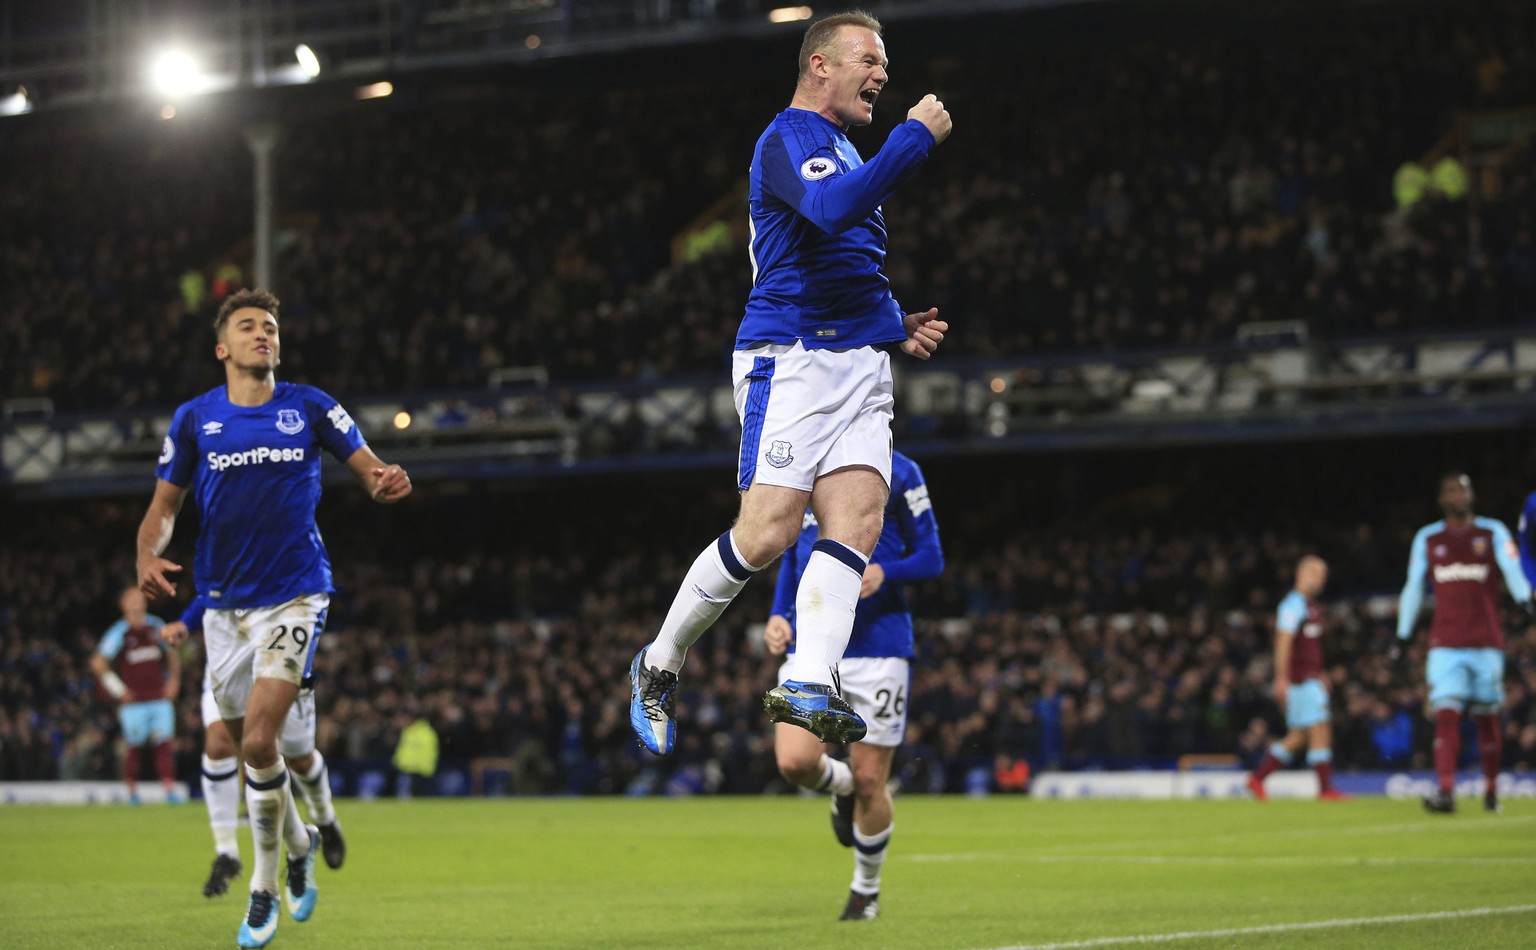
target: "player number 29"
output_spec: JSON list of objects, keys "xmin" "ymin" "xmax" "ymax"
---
[
  {"xmin": 873, "ymin": 686, "xmax": 906, "ymax": 719},
  {"xmin": 266, "ymin": 624, "xmax": 309, "ymax": 652}
]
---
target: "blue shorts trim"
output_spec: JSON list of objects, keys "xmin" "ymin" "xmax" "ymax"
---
[
  {"xmin": 1427, "ymin": 647, "xmax": 1504, "ymax": 710},
  {"xmin": 736, "ymin": 356, "xmax": 776, "ymax": 490},
  {"xmin": 1285, "ymin": 679, "xmax": 1329, "ymax": 730}
]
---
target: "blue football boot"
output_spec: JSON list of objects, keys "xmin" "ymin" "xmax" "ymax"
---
[
  {"xmin": 283, "ymin": 825, "xmax": 319, "ymax": 922},
  {"xmin": 763, "ymin": 680, "xmax": 867, "ymax": 744},
  {"xmin": 629, "ymin": 648, "xmax": 678, "ymax": 755}
]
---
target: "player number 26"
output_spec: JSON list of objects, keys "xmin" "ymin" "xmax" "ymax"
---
[
  {"xmin": 266, "ymin": 624, "xmax": 309, "ymax": 652},
  {"xmin": 874, "ymin": 686, "xmax": 906, "ymax": 719}
]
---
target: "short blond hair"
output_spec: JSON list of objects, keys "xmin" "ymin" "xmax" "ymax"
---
[{"xmin": 797, "ymin": 10, "xmax": 883, "ymax": 79}]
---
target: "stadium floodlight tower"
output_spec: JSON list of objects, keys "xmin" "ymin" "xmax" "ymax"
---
[{"xmin": 243, "ymin": 122, "xmax": 281, "ymax": 289}]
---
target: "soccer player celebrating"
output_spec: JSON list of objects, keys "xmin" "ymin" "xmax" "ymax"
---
[
  {"xmin": 90, "ymin": 586, "xmax": 181, "ymax": 804},
  {"xmin": 764, "ymin": 450, "xmax": 943, "ymax": 921},
  {"xmin": 629, "ymin": 10, "xmax": 951, "ymax": 756},
  {"xmin": 1396, "ymin": 472, "xmax": 1532, "ymax": 814},
  {"xmin": 1245, "ymin": 556, "xmax": 1350, "ymax": 802},
  {"xmin": 137, "ymin": 289, "xmax": 410, "ymax": 947},
  {"xmin": 162, "ymin": 597, "xmax": 345, "ymax": 899}
]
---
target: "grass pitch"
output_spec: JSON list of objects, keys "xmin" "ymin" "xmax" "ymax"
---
[{"xmin": 2, "ymin": 795, "xmax": 1533, "ymax": 948}]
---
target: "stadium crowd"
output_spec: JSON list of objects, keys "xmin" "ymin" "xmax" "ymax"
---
[
  {"xmin": 6, "ymin": 445, "xmax": 1536, "ymax": 795},
  {"xmin": 3, "ymin": 1, "xmax": 1534, "ymax": 411}
]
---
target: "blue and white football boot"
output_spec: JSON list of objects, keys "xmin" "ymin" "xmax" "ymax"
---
[
  {"xmin": 283, "ymin": 825, "xmax": 320, "ymax": 922},
  {"xmin": 763, "ymin": 679, "xmax": 867, "ymax": 745},
  {"xmin": 629, "ymin": 648, "xmax": 678, "ymax": 755},
  {"xmin": 236, "ymin": 891, "xmax": 278, "ymax": 948}
]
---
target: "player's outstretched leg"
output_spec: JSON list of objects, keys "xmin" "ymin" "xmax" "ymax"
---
[
  {"xmin": 202, "ymin": 752, "xmax": 243, "ymax": 897},
  {"xmin": 283, "ymin": 825, "xmax": 320, "ymax": 922},
  {"xmin": 764, "ymin": 680, "xmax": 867, "ymax": 744},
  {"xmin": 629, "ymin": 648, "xmax": 679, "ymax": 755}
]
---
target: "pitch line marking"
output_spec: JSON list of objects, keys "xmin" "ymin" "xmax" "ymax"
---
[
  {"xmin": 909, "ymin": 853, "xmax": 1535, "ymax": 866},
  {"xmin": 978, "ymin": 903, "xmax": 1536, "ymax": 950},
  {"xmin": 1039, "ymin": 814, "xmax": 1533, "ymax": 855}
]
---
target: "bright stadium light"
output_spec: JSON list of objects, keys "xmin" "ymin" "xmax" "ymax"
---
[
  {"xmin": 295, "ymin": 44, "xmax": 321, "ymax": 79},
  {"xmin": 0, "ymin": 86, "xmax": 32, "ymax": 117},
  {"xmin": 355, "ymin": 81, "xmax": 393, "ymax": 100},
  {"xmin": 768, "ymin": 6, "xmax": 813, "ymax": 23},
  {"xmin": 149, "ymin": 49, "xmax": 206, "ymax": 98}
]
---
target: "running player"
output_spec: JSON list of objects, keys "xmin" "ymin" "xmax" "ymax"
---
[
  {"xmin": 90, "ymin": 586, "xmax": 180, "ymax": 804},
  {"xmin": 1396, "ymin": 472, "xmax": 1532, "ymax": 813},
  {"xmin": 630, "ymin": 10, "xmax": 951, "ymax": 757},
  {"xmin": 1245, "ymin": 556, "xmax": 1351, "ymax": 802},
  {"xmin": 764, "ymin": 450, "xmax": 942, "ymax": 920},
  {"xmin": 162, "ymin": 597, "xmax": 345, "ymax": 899},
  {"xmin": 137, "ymin": 288, "xmax": 410, "ymax": 947}
]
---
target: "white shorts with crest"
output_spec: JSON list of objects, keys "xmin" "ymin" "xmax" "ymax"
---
[
  {"xmin": 203, "ymin": 593, "xmax": 328, "ymax": 720},
  {"xmin": 733, "ymin": 342, "xmax": 894, "ymax": 492}
]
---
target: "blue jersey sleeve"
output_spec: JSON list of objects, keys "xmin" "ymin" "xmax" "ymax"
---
[
  {"xmin": 1275, "ymin": 592, "xmax": 1306, "ymax": 635},
  {"xmin": 156, "ymin": 403, "xmax": 199, "ymax": 487},
  {"xmin": 772, "ymin": 526, "xmax": 810, "ymax": 620},
  {"xmin": 1519, "ymin": 492, "xmax": 1536, "ymax": 588},
  {"xmin": 1397, "ymin": 526, "xmax": 1432, "ymax": 639},
  {"xmin": 761, "ymin": 119, "xmax": 933, "ymax": 235},
  {"xmin": 1484, "ymin": 518, "xmax": 1533, "ymax": 604},
  {"xmin": 878, "ymin": 459, "xmax": 945, "ymax": 585},
  {"xmin": 303, "ymin": 387, "xmax": 368, "ymax": 462},
  {"xmin": 179, "ymin": 597, "xmax": 206, "ymax": 634},
  {"xmin": 97, "ymin": 619, "xmax": 129, "ymax": 659}
]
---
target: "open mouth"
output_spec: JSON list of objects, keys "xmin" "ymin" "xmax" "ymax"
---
[{"xmin": 859, "ymin": 89, "xmax": 878, "ymax": 106}]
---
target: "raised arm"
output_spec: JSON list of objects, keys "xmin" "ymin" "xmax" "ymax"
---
[{"xmin": 137, "ymin": 479, "xmax": 187, "ymax": 599}]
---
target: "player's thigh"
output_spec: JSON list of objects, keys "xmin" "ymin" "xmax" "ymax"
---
[
  {"xmin": 733, "ymin": 343, "xmax": 888, "ymax": 494},
  {"xmin": 1427, "ymin": 648, "xmax": 1474, "ymax": 708},
  {"xmin": 1285, "ymin": 680, "xmax": 1329, "ymax": 730},
  {"xmin": 837, "ymin": 657, "xmax": 910, "ymax": 748},
  {"xmin": 810, "ymin": 466, "xmax": 888, "ymax": 554},
  {"xmin": 278, "ymin": 690, "xmax": 318, "ymax": 760},
  {"xmin": 246, "ymin": 593, "xmax": 328, "ymax": 687},
  {"xmin": 1468, "ymin": 648, "xmax": 1505, "ymax": 710}
]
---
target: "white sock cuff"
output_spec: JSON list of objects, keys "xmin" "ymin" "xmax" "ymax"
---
[
  {"xmin": 720, "ymin": 530, "xmax": 763, "ymax": 577},
  {"xmin": 299, "ymin": 752, "xmax": 326, "ymax": 783},
  {"xmin": 245, "ymin": 761, "xmax": 287, "ymax": 789},
  {"xmin": 810, "ymin": 538, "xmax": 869, "ymax": 577},
  {"xmin": 202, "ymin": 755, "xmax": 239, "ymax": 779},
  {"xmin": 853, "ymin": 823, "xmax": 893, "ymax": 848}
]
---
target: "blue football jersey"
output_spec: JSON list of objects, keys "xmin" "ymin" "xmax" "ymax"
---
[
  {"xmin": 772, "ymin": 452, "xmax": 944, "ymax": 658},
  {"xmin": 156, "ymin": 382, "xmax": 367, "ymax": 609},
  {"xmin": 737, "ymin": 108, "xmax": 934, "ymax": 351}
]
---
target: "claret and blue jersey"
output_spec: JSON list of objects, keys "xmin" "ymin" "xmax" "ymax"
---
[
  {"xmin": 1398, "ymin": 516, "xmax": 1530, "ymax": 649},
  {"xmin": 771, "ymin": 452, "xmax": 944, "ymax": 658},
  {"xmin": 738, "ymin": 108, "xmax": 935, "ymax": 350},
  {"xmin": 156, "ymin": 382, "xmax": 367, "ymax": 610}
]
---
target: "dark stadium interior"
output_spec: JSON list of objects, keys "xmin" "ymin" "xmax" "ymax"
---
[{"xmin": 4, "ymin": 0, "xmax": 1536, "ymax": 799}]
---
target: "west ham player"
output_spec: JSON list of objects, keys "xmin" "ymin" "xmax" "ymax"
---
[
  {"xmin": 90, "ymin": 586, "xmax": 180, "ymax": 804},
  {"xmin": 137, "ymin": 289, "xmax": 410, "ymax": 948},
  {"xmin": 162, "ymin": 597, "xmax": 345, "ymax": 899},
  {"xmin": 1245, "ymin": 556, "xmax": 1350, "ymax": 802},
  {"xmin": 764, "ymin": 450, "xmax": 942, "ymax": 921},
  {"xmin": 630, "ymin": 10, "xmax": 951, "ymax": 756},
  {"xmin": 1396, "ymin": 472, "xmax": 1532, "ymax": 814}
]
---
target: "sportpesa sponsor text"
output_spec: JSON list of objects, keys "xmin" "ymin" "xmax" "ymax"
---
[{"xmin": 206, "ymin": 446, "xmax": 306, "ymax": 471}]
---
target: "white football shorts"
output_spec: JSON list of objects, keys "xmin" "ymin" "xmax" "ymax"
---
[
  {"xmin": 204, "ymin": 593, "xmax": 328, "ymax": 720},
  {"xmin": 200, "ymin": 670, "xmax": 317, "ymax": 759},
  {"xmin": 733, "ymin": 342, "xmax": 894, "ymax": 492},
  {"xmin": 781, "ymin": 655, "xmax": 910, "ymax": 748}
]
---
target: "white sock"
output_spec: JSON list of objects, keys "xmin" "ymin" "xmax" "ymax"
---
[
  {"xmin": 244, "ymin": 762, "xmax": 290, "ymax": 895},
  {"xmin": 814, "ymin": 755, "xmax": 855, "ymax": 796},
  {"xmin": 780, "ymin": 540, "xmax": 866, "ymax": 685},
  {"xmin": 647, "ymin": 531, "xmax": 759, "ymax": 673},
  {"xmin": 852, "ymin": 823, "xmax": 892, "ymax": 896},
  {"xmin": 282, "ymin": 777, "xmax": 311, "ymax": 856},
  {"xmin": 202, "ymin": 755, "xmax": 241, "ymax": 858},
  {"xmin": 293, "ymin": 752, "xmax": 337, "ymax": 826}
]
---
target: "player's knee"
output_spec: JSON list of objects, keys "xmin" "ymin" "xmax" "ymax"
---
[
  {"xmin": 205, "ymin": 731, "xmax": 237, "ymax": 759},
  {"xmin": 240, "ymin": 730, "xmax": 279, "ymax": 769},
  {"xmin": 851, "ymin": 762, "xmax": 888, "ymax": 800},
  {"xmin": 285, "ymin": 751, "xmax": 314, "ymax": 773}
]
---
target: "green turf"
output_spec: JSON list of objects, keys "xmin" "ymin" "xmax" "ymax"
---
[{"xmin": 2, "ymin": 796, "xmax": 1533, "ymax": 948}]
